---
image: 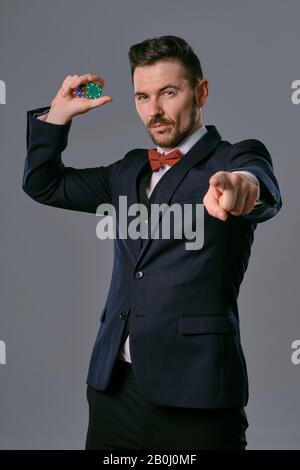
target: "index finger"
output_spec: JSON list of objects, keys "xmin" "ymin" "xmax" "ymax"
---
[
  {"xmin": 71, "ymin": 74, "xmax": 105, "ymax": 89},
  {"xmin": 204, "ymin": 188, "xmax": 228, "ymax": 221}
]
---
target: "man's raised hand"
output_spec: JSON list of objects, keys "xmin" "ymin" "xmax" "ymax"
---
[{"xmin": 46, "ymin": 74, "xmax": 113, "ymax": 125}]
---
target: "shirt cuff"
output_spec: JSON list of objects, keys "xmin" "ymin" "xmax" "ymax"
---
[{"xmin": 33, "ymin": 111, "xmax": 49, "ymax": 121}]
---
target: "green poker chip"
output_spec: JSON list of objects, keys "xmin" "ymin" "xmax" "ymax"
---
[{"xmin": 85, "ymin": 82, "xmax": 103, "ymax": 99}]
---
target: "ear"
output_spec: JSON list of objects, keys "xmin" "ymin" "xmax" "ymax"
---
[{"xmin": 195, "ymin": 79, "xmax": 209, "ymax": 108}]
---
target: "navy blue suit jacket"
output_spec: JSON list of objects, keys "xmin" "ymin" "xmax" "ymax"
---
[{"xmin": 22, "ymin": 106, "xmax": 282, "ymax": 408}]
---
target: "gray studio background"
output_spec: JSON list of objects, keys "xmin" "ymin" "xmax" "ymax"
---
[{"xmin": 0, "ymin": 0, "xmax": 298, "ymax": 449}]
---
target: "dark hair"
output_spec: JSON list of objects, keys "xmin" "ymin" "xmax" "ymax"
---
[{"xmin": 128, "ymin": 35, "xmax": 203, "ymax": 89}]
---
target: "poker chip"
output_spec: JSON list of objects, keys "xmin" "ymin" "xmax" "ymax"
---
[
  {"xmin": 74, "ymin": 81, "xmax": 103, "ymax": 99},
  {"xmin": 75, "ymin": 86, "xmax": 84, "ymax": 98},
  {"xmin": 85, "ymin": 82, "xmax": 103, "ymax": 99}
]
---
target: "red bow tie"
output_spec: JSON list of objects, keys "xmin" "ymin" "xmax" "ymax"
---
[{"xmin": 148, "ymin": 149, "xmax": 183, "ymax": 172}]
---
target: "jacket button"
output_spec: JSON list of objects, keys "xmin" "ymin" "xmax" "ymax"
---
[
  {"xmin": 135, "ymin": 271, "xmax": 144, "ymax": 279},
  {"xmin": 119, "ymin": 311, "xmax": 126, "ymax": 320}
]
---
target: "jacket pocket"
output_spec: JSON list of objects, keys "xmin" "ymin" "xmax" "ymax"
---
[
  {"xmin": 178, "ymin": 315, "xmax": 239, "ymax": 335},
  {"xmin": 171, "ymin": 189, "xmax": 205, "ymax": 203}
]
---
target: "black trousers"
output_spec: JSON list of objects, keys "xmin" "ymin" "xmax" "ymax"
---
[{"xmin": 85, "ymin": 359, "xmax": 249, "ymax": 450}]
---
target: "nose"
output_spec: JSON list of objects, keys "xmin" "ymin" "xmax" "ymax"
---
[{"xmin": 148, "ymin": 98, "xmax": 163, "ymax": 118}]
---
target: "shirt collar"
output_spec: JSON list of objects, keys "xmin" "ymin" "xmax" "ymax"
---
[{"xmin": 156, "ymin": 123, "xmax": 207, "ymax": 155}]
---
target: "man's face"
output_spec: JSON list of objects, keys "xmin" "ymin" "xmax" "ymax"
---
[{"xmin": 133, "ymin": 59, "xmax": 208, "ymax": 150}]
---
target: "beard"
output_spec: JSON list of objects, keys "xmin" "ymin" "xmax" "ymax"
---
[{"xmin": 146, "ymin": 97, "xmax": 200, "ymax": 149}]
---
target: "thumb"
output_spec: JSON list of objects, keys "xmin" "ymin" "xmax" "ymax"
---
[
  {"xmin": 104, "ymin": 96, "xmax": 113, "ymax": 103},
  {"xmin": 209, "ymin": 173, "xmax": 228, "ymax": 190},
  {"xmin": 89, "ymin": 95, "xmax": 113, "ymax": 108},
  {"xmin": 100, "ymin": 95, "xmax": 113, "ymax": 104}
]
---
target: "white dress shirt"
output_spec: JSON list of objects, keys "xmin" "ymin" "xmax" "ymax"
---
[{"xmin": 36, "ymin": 113, "xmax": 262, "ymax": 364}]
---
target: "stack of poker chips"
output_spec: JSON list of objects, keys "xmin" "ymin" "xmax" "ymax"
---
[{"xmin": 73, "ymin": 81, "xmax": 103, "ymax": 99}]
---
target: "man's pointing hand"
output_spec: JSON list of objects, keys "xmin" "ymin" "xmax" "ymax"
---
[{"xmin": 203, "ymin": 171, "xmax": 259, "ymax": 221}]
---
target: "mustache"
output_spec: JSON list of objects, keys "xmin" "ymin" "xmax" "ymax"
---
[{"xmin": 149, "ymin": 120, "xmax": 171, "ymax": 128}]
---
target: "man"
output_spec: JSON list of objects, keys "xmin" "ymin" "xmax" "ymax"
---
[{"xmin": 22, "ymin": 35, "xmax": 282, "ymax": 450}]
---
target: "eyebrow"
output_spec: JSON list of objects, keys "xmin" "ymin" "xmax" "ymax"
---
[{"xmin": 134, "ymin": 84, "xmax": 181, "ymax": 97}]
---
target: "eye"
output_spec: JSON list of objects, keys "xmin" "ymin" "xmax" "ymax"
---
[
  {"xmin": 164, "ymin": 90, "xmax": 174, "ymax": 96},
  {"xmin": 137, "ymin": 95, "xmax": 147, "ymax": 101}
]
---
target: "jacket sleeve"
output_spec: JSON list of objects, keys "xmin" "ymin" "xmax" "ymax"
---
[
  {"xmin": 22, "ymin": 106, "xmax": 123, "ymax": 215},
  {"xmin": 226, "ymin": 139, "xmax": 283, "ymax": 223}
]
